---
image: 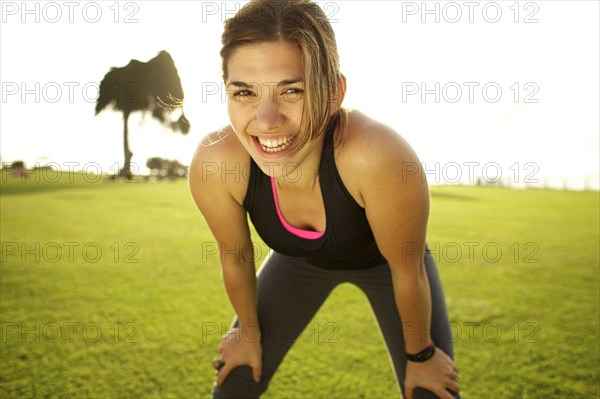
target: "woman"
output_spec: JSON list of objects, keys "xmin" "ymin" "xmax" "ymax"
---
[{"xmin": 189, "ymin": 1, "xmax": 460, "ymax": 398}]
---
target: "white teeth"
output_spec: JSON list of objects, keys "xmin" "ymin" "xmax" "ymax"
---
[{"xmin": 257, "ymin": 135, "xmax": 296, "ymax": 153}]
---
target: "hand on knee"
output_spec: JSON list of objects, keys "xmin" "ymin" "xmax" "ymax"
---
[{"xmin": 214, "ymin": 327, "xmax": 263, "ymax": 387}]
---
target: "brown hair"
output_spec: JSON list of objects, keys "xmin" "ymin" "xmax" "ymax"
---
[{"xmin": 220, "ymin": 0, "xmax": 346, "ymax": 150}]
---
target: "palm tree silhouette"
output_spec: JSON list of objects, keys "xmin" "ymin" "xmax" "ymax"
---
[{"xmin": 95, "ymin": 50, "xmax": 190, "ymax": 179}]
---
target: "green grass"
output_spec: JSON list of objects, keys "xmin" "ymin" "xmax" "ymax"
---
[{"xmin": 1, "ymin": 171, "xmax": 599, "ymax": 398}]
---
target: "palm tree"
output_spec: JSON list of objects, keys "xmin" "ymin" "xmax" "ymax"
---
[{"xmin": 95, "ymin": 50, "xmax": 190, "ymax": 179}]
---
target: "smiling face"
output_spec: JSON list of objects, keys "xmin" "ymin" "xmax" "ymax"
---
[{"xmin": 226, "ymin": 40, "xmax": 325, "ymax": 178}]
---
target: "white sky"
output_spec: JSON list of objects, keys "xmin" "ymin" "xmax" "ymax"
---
[{"xmin": 1, "ymin": 0, "xmax": 598, "ymax": 189}]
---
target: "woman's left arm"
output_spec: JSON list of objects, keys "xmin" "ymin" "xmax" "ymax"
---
[{"xmin": 353, "ymin": 122, "xmax": 459, "ymax": 399}]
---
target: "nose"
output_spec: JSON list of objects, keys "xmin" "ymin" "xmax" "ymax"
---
[{"xmin": 253, "ymin": 90, "xmax": 284, "ymax": 130}]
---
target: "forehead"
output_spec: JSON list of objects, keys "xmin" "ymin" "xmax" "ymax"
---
[{"xmin": 226, "ymin": 41, "xmax": 303, "ymax": 83}]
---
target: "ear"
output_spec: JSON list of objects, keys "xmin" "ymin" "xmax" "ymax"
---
[
  {"xmin": 330, "ymin": 74, "xmax": 347, "ymax": 112},
  {"xmin": 337, "ymin": 74, "xmax": 347, "ymax": 106}
]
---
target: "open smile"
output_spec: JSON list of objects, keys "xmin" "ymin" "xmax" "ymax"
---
[{"xmin": 254, "ymin": 134, "xmax": 298, "ymax": 154}]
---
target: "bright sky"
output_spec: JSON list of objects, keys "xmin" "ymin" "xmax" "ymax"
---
[{"xmin": 1, "ymin": 1, "xmax": 598, "ymax": 189}]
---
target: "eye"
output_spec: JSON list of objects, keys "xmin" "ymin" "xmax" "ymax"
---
[
  {"xmin": 233, "ymin": 89, "xmax": 253, "ymax": 97},
  {"xmin": 230, "ymin": 89, "xmax": 258, "ymax": 103},
  {"xmin": 282, "ymin": 87, "xmax": 304, "ymax": 102},
  {"xmin": 284, "ymin": 87, "xmax": 303, "ymax": 95}
]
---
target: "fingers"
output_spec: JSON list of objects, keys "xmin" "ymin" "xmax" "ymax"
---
[
  {"xmin": 213, "ymin": 350, "xmax": 230, "ymax": 387},
  {"xmin": 435, "ymin": 376, "xmax": 460, "ymax": 399},
  {"xmin": 450, "ymin": 362, "xmax": 459, "ymax": 374},
  {"xmin": 212, "ymin": 353, "xmax": 263, "ymax": 387},
  {"xmin": 252, "ymin": 365, "xmax": 262, "ymax": 383},
  {"xmin": 447, "ymin": 365, "xmax": 460, "ymax": 392},
  {"xmin": 214, "ymin": 362, "xmax": 262, "ymax": 387},
  {"xmin": 446, "ymin": 369, "xmax": 460, "ymax": 396},
  {"xmin": 447, "ymin": 380, "xmax": 460, "ymax": 394},
  {"xmin": 404, "ymin": 354, "xmax": 459, "ymax": 399},
  {"xmin": 436, "ymin": 387, "xmax": 456, "ymax": 399},
  {"xmin": 216, "ymin": 363, "xmax": 232, "ymax": 387},
  {"xmin": 211, "ymin": 354, "xmax": 224, "ymax": 370},
  {"xmin": 450, "ymin": 370, "xmax": 459, "ymax": 382}
]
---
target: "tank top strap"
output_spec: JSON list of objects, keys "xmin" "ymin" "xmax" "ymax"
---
[
  {"xmin": 319, "ymin": 113, "xmax": 365, "ymax": 211},
  {"xmin": 319, "ymin": 115, "xmax": 338, "ymax": 175},
  {"xmin": 243, "ymin": 156, "xmax": 259, "ymax": 211}
]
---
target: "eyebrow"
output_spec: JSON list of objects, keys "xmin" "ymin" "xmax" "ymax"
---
[{"xmin": 226, "ymin": 79, "xmax": 304, "ymax": 88}]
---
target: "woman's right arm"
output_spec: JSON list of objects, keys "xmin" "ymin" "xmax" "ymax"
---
[{"xmin": 189, "ymin": 131, "xmax": 262, "ymax": 385}]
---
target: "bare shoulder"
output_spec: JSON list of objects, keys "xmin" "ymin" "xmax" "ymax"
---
[
  {"xmin": 338, "ymin": 109, "xmax": 421, "ymax": 168},
  {"xmin": 336, "ymin": 109, "xmax": 427, "ymax": 206},
  {"xmin": 189, "ymin": 127, "xmax": 254, "ymax": 254},
  {"xmin": 189, "ymin": 125, "xmax": 250, "ymax": 206},
  {"xmin": 336, "ymin": 110, "xmax": 430, "ymax": 265}
]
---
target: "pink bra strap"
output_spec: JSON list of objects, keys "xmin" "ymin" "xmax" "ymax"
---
[{"xmin": 271, "ymin": 176, "xmax": 325, "ymax": 240}]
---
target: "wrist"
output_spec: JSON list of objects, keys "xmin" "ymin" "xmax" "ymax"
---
[
  {"xmin": 237, "ymin": 321, "xmax": 261, "ymax": 343},
  {"xmin": 406, "ymin": 341, "xmax": 436, "ymax": 362}
]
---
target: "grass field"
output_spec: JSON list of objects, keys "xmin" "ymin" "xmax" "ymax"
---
[{"xmin": 1, "ymin": 171, "xmax": 599, "ymax": 398}]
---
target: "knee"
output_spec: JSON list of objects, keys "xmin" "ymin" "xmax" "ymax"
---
[{"xmin": 212, "ymin": 366, "xmax": 267, "ymax": 399}]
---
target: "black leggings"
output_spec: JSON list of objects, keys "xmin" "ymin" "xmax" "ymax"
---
[{"xmin": 212, "ymin": 248, "xmax": 458, "ymax": 398}]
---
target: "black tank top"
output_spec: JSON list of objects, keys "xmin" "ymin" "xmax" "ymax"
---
[{"xmin": 243, "ymin": 120, "xmax": 387, "ymax": 270}]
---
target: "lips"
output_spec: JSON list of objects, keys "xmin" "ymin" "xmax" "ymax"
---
[{"xmin": 255, "ymin": 134, "xmax": 297, "ymax": 153}]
